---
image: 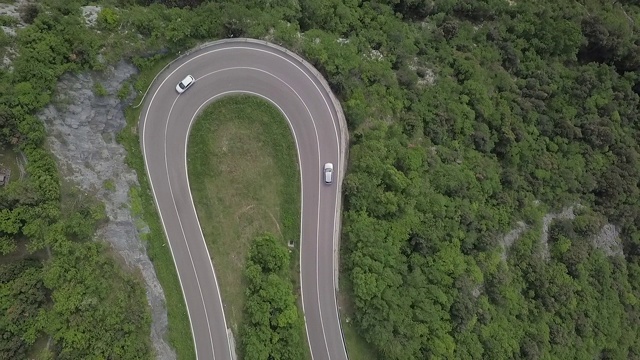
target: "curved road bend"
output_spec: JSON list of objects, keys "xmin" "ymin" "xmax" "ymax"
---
[{"xmin": 139, "ymin": 39, "xmax": 348, "ymax": 360}]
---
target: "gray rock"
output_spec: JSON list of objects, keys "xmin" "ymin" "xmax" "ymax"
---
[
  {"xmin": 81, "ymin": 5, "xmax": 102, "ymax": 28},
  {"xmin": 0, "ymin": 3, "xmax": 20, "ymax": 19},
  {"xmin": 592, "ymin": 223, "xmax": 624, "ymax": 257},
  {"xmin": 1, "ymin": 25, "xmax": 16, "ymax": 36},
  {"xmin": 39, "ymin": 61, "xmax": 177, "ymax": 360}
]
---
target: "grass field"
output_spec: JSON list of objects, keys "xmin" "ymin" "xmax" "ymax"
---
[{"xmin": 187, "ymin": 95, "xmax": 309, "ymax": 357}]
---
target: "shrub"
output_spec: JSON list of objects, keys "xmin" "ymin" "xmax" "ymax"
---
[
  {"xmin": 0, "ymin": 14, "xmax": 19, "ymax": 26},
  {"xmin": 93, "ymin": 82, "xmax": 109, "ymax": 97},
  {"xmin": 97, "ymin": 7, "xmax": 120, "ymax": 31}
]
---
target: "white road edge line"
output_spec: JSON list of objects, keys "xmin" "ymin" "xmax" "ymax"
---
[
  {"xmin": 183, "ymin": 64, "xmax": 329, "ymax": 358},
  {"xmin": 183, "ymin": 87, "xmax": 313, "ymax": 356},
  {"xmin": 165, "ymin": 95, "xmax": 217, "ymax": 359},
  {"xmin": 142, "ymin": 71, "xmax": 201, "ymax": 360},
  {"xmin": 142, "ymin": 43, "xmax": 347, "ymax": 359}
]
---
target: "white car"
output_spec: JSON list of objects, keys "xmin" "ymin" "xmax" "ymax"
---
[
  {"xmin": 175, "ymin": 75, "xmax": 195, "ymax": 94},
  {"xmin": 323, "ymin": 163, "xmax": 333, "ymax": 184}
]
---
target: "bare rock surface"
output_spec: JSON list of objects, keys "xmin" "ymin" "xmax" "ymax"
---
[
  {"xmin": 500, "ymin": 221, "xmax": 527, "ymax": 261},
  {"xmin": 500, "ymin": 205, "xmax": 625, "ymax": 261},
  {"xmin": 0, "ymin": 0, "xmax": 28, "ymax": 25},
  {"xmin": 592, "ymin": 223, "xmax": 624, "ymax": 257},
  {"xmin": 0, "ymin": 3, "xmax": 20, "ymax": 19},
  {"xmin": 81, "ymin": 5, "xmax": 101, "ymax": 27},
  {"xmin": 39, "ymin": 61, "xmax": 176, "ymax": 360},
  {"xmin": 0, "ymin": 0, "xmax": 26, "ymax": 69}
]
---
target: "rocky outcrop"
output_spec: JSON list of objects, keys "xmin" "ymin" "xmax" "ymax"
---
[{"xmin": 39, "ymin": 61, "xmax": 176, "ymax": 360}]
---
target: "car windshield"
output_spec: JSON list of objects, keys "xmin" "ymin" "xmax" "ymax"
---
[{"xmin": 179, "ymin": 82, "xmax": 186, "ymax": 89}]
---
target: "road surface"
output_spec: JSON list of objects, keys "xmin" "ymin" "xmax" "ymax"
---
[{"xmin": 139, "ymin": 39, "xmax": 349, "ymax": 360}]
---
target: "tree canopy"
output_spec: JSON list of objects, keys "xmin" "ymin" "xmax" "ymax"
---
[
  {"xmin": 241, "ymin": 234, "xmax": 305, "ymax": 360},
  {"xmin": 2, "ymin": 0, "xmax": 640, "ymax": 358}
]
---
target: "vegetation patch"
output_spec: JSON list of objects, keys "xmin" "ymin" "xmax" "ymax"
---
[
  {"xmin": 241, "ymin": 233, "xmax": 305, "ymax": 360},
  {"xmin": 0, "ymin": 159, "xmax": 152, "ymax": 358},
  {"xmin": 0, "ymin": 14, "xmax": 18, "ymax": 26},
  {"xmin": 186, "ymin": 95, "xmax": 305, "ymax": 355},
  {"xmin": 93, "ymin": 82, "xmax": 109, "ymax": 97},
  {"xmin": 337, "ymin": 276, "xmax": 382, "ymax": 360},
  {"xmin": 103, "ymin": 178, "xmax": 116, "ymax": 191}
]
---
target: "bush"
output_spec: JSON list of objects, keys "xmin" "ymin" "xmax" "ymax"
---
[
  {"xmin": 97, "ymin": 7, "xmax": 120, "ymax": 31},
  {"xmin": 0, "ymin": 15, "xmax": 19, "ymax": 27},
  {"xmin": 93, "ymin": 82, "xmax": 109, "ymax": 97},
  {"xmin": 117, "ymin": 83, "xmax": 131, "ymax": 100}
]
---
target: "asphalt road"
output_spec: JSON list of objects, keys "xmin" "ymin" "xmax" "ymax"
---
[{"xmin": 140, "ymin": 39, "xmax": 348, "ymax": 360}]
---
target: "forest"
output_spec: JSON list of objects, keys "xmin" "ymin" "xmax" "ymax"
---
[{"xmin": 1, "ymin": 0, "xmax": 639, "ymax": 359}]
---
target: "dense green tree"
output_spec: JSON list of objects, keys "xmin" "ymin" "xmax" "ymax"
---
[
  {"xmin": 0, "ymin": 260, "xmax": 47, "ymax": 358},
  {"xmin": 241, "ymin": 234, "xmax": 305, "ymax": 360}
]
